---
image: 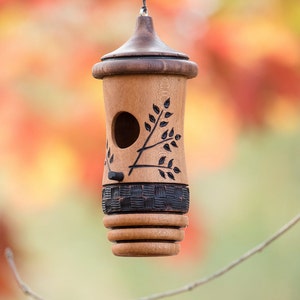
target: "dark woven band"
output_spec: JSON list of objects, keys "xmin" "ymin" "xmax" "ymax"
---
[{"xmin": 102, "ymin": 183, "xmax": 189, "ymax": 215}]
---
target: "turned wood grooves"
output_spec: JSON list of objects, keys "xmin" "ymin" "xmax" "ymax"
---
[{"xmin": 103, "ymin": 213, "xmax": 188, "ymax": 256}]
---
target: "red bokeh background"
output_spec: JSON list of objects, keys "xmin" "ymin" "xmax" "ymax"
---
[{"xmin": 1, "ymin": 0, "xmax": 299, "ymax": 298}]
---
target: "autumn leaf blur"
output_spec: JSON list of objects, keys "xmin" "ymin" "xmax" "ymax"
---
[
  {"xmin": 0, "ymin": 215, "xmax": 19, "ymax": 298},
  {"xmin": 0, "ymin": 0, "xmax": 299, "ymax": 299}
]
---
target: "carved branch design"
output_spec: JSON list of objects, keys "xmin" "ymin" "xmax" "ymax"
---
[
  {"xmin": 128, "ymin": 98, "xmax": 181, "ymax": 180},
  {"xmin": 105, "ymin": 141, "xmax": 124, "ymax": 182}
]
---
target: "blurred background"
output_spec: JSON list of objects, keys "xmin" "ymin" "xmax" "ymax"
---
[{"xmin": 0, "ymin": 0, "xmax": 299, "ymax": 299}]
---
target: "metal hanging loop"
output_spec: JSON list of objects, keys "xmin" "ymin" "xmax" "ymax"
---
[{"xmin": 140, "ymin": 0, "xmax": 148, "ymax": 16}]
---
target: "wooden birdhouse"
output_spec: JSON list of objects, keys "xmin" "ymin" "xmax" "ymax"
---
[{"xmin": 92, "ymin": 11, "xmax": 198, "ymax": 256}]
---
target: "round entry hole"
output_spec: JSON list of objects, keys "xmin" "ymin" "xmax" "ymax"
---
[{"xmin": 113, "ymin": 112, "xmax": 140, "ymax": 148}]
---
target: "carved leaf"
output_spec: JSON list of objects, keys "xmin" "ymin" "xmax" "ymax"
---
[
  {"xmin": 161, "ymin": 130, "xmax": 168, "ymax": 140},
  {"xmin": 153, "ymin": 104, "xmax": 160, "ymax": 114},
  {"xmin": 168, "ymin": 159, "xmax": 174, "ymax": 168},
  {"xmin": 145, "ymin": 122, "xmax": 151, "ymax": 132},
  {"xmin": 159, "ymin": 169, "xmax": 166, "ymax": 179},
  {"xmin": 160, "ymin": 121, "xmax": 168, "ymax": 127},
  {"xmin": 108, "ymin": 148, "xmax": 111, "ymax": 158},
  {"xmin": 149, "ymin": 114, "xmax": 156, "ymax": 123},
  {"xmin": 169, "ymin": 128, "xmax": 174, "ymax": 137},
  {"xmin": 167, "ymin": 172, "xmax": 175, "ymax": 180},
  {"xmin": 109, "ymin": 154, "xmax": 114, "ymax": 164},
  {"xmin": 175, "ymin": 134, "xmax": 182, "ymax": 140},
  {"xmin": 159, "ymin": 156, "xmax": 166, "ymax": 165},
  {"xmin": 164, "ymin": 98, "xmax": 171, "ymax": 109},
  {"xmin": 171, "ymin": 141, "xmax": 178, "ymax": 148},
  {"xmin": 173, "ymin": 167, "xmax": 181, "ymax": 174},
  {"xmin": 165, "ymin": 112, "xmax": 173, "ymax": 118},
  {"xmin": 164, "ymin": 143, "xmax": 171, "ymax": 152}
]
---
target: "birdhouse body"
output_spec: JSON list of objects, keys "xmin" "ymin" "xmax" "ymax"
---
[
  {"xmin": 93, "ymin": 16, "xmax": 197, "ymax": 257},
  {"xmin": 102, "ymin": 74, "xmax": 188, "ymax": 186}
]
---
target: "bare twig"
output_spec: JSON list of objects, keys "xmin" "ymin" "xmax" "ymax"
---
[
  {"xmin": 5, "ymin": 248, "xmax": 45, "ymax": 300},
  {"xmin": 140, "ymin": 213, "xmax": 300, "ymax": 300},
  {"xmin": 4, "ymin": 214, "xmax": 299, "ymax": 300}
]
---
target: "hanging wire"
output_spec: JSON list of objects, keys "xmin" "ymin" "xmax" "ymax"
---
[{"xmin": 140, "ymin": 0, "xmax": 148, "ymax": 16}]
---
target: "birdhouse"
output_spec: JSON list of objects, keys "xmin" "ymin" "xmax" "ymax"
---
[{"xmin": 92, "ymin": 12, "xmax": 198, "ymax": 256}]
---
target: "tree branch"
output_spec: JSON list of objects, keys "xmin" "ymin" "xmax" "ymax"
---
[
  {"xmin": 5, "ymin": 248, "xmax": 45, "ymax": 300},
  {"xmin": 140, "ymin": 213, "xmax": 300, "ymax": 300},
  {"xmin": 4, "ymin": 214, "xmax": 299, "ymax": 300}
]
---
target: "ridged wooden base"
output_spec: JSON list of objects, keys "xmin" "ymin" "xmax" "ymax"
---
[{"xmin": 103, "ymin": 213, "xmax": 188, "ymax": 257}]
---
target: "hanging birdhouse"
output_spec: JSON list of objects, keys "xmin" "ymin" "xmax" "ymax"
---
[{"xmin": 92, "ymin": 7, "xmax": 198, "ymax": 257}]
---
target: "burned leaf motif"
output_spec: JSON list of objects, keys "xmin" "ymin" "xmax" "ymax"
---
[
  {"xmin": 149, "ymin": 114, "xmax": 156, "ymax": 123},
  {"xmin": 159, "ymin": 169, "xmax": 166, "ymax": 179},
  {"xmin": 109, "ymin": 154, "xmax": 114, "ymax": 164},
  {"xmin": 108, "ymin": 148, "xmax": 111, "ymax": 158},
  {"xmin": 175, "ymin": 134, "xmax": 182, "ymax": 141},
  {"xmin": 160, "ymin": 121, "xmax": 168, "ymax": 127},
  {"xmin": 167, "ymin": 172, "xmax": 175, "ymax": 180},
  {"xmin": 161, "ymin": 130, "xmax": 168, "ymax": 140},
  {"xmin": 168, "ymin": 159, "xmax": 174, "ymax": 168},
  {"xmin": 164, "ymin": 144, "xmax": 171, "ymax": 152},
  {"xmin": 173, "ymin": 167, "xmax": 181, "ymax": 174},
  {"xmin": 153, "ymin": 104, "xmax": 160, "ymax": 115},
  {"xmin": 169, "ymin": 128, "xmax": 174, "ymax": 137},
  {"xmin": 145, "ymin": 122, "xmax": 151, "ymax": 132},
  {"xmin": 159, "ymin": 156, "xmax": 166, "ymax": 165},
  {"xmin": 164, "ymin": 98, "xmax": 171, "ymax": 109},
  {"xmin": 165, "ymin": 112, "xmax": 173, "ymax": 118},
  {"xmin": 171, "ymin": 141, "xmax": 178, "ymax": 148}
]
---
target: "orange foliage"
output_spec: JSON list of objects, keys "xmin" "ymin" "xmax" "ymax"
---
[
  {"xmin": 0, "ymin": 216, "xmax": 18, "ymax": 298},
  {"xmin": 0, "ymin": 0, "xmax": 299, "ymax": 263}
]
